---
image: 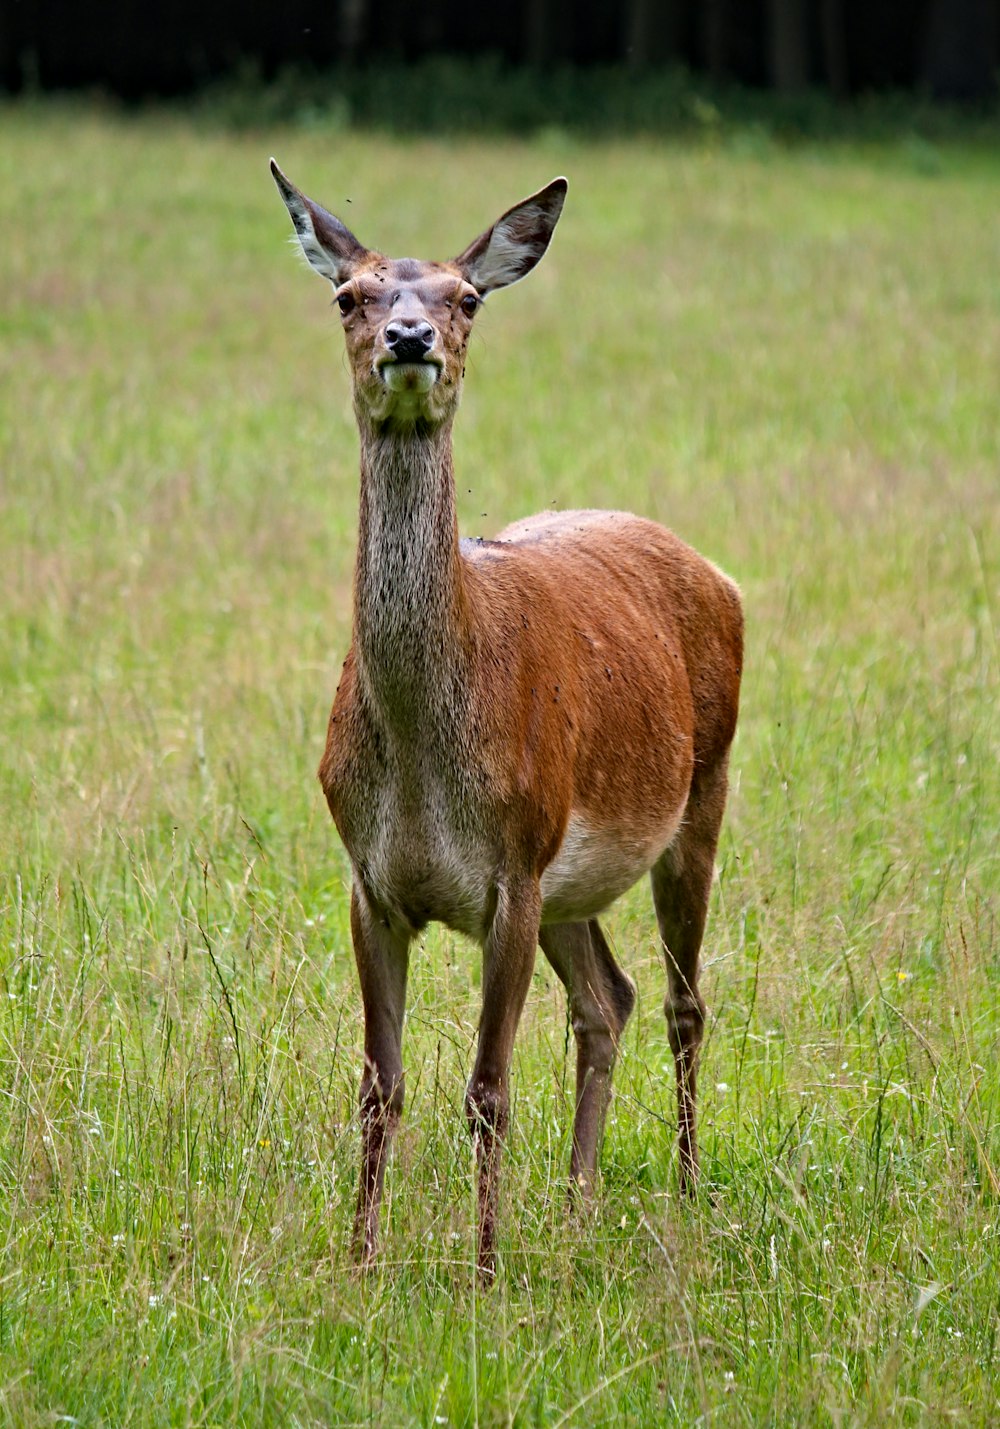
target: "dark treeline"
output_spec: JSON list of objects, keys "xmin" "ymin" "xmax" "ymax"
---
[{"xmin": 2, "ymin": 0, "xmax": 998, "ymax": 102}]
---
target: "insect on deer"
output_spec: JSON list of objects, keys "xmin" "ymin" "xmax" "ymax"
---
[{"xmin": 271, "ymin": 162, "xmax": 743, "ymax": 1278}]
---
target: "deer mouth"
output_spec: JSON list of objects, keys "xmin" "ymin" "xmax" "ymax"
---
[{"xmin": 377, "ymin": 356, "xmax": 443, "ymax": 394}]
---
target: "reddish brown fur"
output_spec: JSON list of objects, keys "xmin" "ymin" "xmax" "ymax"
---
[{"xmin": 272, "ymin": 163, "xmax": 743, "ymax": 1278}]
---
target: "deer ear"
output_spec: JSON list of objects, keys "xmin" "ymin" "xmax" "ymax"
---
[
  {"xmin": 270, "ymin": 159, "xmax": 368, "ymax": 285},
  {"xmin": 454, "ymin": 178, "xmax": 567, "ymax": 296}
]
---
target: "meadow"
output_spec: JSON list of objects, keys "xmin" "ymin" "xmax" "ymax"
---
[{"xmin": 1, "ymin": 102, "xmax": 998, "ymax": 1425}]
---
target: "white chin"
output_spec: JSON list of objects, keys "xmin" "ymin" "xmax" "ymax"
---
[{"xmin": 382, "ymin": 363, "xmax": 438, "ymax": 394}]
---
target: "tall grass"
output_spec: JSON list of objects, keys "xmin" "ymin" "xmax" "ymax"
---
[{"xmin": 1, "ymin": 102, "xmax": 998, "ymax": 1424}]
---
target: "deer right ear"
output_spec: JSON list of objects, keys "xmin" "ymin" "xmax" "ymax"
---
[
  {"xmin": 270, "ymin": 159, "xmax": 368, "ymax": 285},
  {"xmin": 455, "ymin": 177, "xmax": 568, "ymax": 296}
]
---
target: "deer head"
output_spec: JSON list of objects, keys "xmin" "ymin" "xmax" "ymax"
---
[{"xmin": 270, "ymin": 161, "xmax": 567, "ymax": 431}]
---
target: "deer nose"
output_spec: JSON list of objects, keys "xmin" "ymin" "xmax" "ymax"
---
[{"xmin": 385, "ymin": 319, "xmax": 435, "ymax": 363}]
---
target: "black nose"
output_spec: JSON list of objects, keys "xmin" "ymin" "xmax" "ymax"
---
[{"xmin": 385, "ymin": 319, "xmax": 434, "ymax": 363}]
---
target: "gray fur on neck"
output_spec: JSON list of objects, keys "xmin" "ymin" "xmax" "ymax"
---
[{"xmin": 354, "ymin": 424, "xmax": 468, "ymax": 726}]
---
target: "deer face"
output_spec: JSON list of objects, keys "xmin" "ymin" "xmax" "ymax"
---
[
  {"xmin": 333, "ymin": 258, "xmax": 480, "ymax": 427},
  {"xmin": 271, "ymin": 161, "xmax": 567, "ymax": 431}
]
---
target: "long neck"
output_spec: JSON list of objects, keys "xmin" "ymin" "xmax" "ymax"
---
[{"xmin": 353, "ymin": 420, "xmax": 470, "ymax": 723}]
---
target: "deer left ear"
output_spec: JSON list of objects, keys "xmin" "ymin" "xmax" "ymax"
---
[
  {"xmin": 455, "ymin": 178, "xmax": 567, "ymax": 297},
  {"xmin": 270, "ymin": 158, "xmax": 368, "ymax": 285}
]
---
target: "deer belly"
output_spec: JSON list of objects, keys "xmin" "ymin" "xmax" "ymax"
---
[{"xmin": 540, "ymin": 809, "xmax": 685, "ymax": 924}]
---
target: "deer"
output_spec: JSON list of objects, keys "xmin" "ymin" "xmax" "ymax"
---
[{"xmin": 270, "ymin": 160, "xmax": 743, "ymax": 1279}]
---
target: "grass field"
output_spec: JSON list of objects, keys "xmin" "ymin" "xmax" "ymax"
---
[{"xmin": 1, "ymin": 102, "xmax": 999, "ymax": 1425}]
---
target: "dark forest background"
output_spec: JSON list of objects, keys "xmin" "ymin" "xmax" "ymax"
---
[{"xmin": 2, "ymin": 0, "xmax": 998, "ymax": 104}]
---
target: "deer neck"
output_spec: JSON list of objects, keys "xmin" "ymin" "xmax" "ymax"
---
[{"xmin": 353, "ymin": 420, "xmax": 470, "ymax": 726}]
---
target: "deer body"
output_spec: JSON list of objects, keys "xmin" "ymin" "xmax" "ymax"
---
[
  {"xmin": 272, "ymin": 162, "xmax": 743, "ymax": 1276},
  {"xmin": 324, "ymin": 498, "xmax": 739, "ymax": 937}
]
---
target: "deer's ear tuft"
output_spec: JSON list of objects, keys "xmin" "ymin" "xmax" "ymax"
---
[
  {"xmin": 455, "ymin": 178, "xmax": 567, "ymax": 296},
  {"xmin": 270, "ymin": 159, "xmax": 368, "ymax": 285}
]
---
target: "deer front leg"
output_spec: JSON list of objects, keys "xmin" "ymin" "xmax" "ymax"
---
[
  {"xmin": 465, "ymin": 877, "xmax": 541, "ymax": 1281},
  {"xmin": 350, "ymin": 881, "xmax": 411, "ymax": 1266}
]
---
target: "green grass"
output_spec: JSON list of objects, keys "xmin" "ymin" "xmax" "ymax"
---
[{"xmin": 1, "ymin": 101, "xmax": 999, "ymax": 1425}]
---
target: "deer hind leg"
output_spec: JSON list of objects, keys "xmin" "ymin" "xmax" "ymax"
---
[
  {"xmin": 651, "ymin": 756, "xmax": 731, "ymax": 1196},
  {"xmin": 466, "ymin": 877, "xmax": 541, "ymax": 1281},
  {"xmin": 540, "ymin": 919, "xmax": 636, "ymax": 1199},
  {"xmin": 350, "ymin": 882, "xmax": 411, "ymax": 1266}
]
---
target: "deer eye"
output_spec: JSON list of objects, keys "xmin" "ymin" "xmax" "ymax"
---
[
  {"xmin": 337, "ymin": 291, "xmax": 356, "ymax": 316},
  {"xmin": 460, "ymin": 294, "xmax": 479, "ymax": 318}
]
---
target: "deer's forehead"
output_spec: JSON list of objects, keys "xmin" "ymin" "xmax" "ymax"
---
[{"xmin": 354, "ymin": 256, "xmax": 465, "ymax": 305}]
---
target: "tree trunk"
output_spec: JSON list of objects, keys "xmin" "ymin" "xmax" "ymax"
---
[
  {"xmin": 338, "ymin": 0, "xmax": 368, "ymax": 63},
  {"xmin": 525, "ymin": 0, "xmax": 554, "ymax": 67},
  {"xmin": 701, "ymin": 0, "xmax": 729, "ymax": 80},
  {"xmin": 921, "ymin": 0, "xmax": 998, "ymax": 100},
  {"xmin": 625, "ymin": 0, "xmax": 683, "ymax": 71},
  {"xmin": 766, "ymin": 0, "xmax": 809, "ymax": 93},
  {"xmin": 821, "ymin": 0, "xmax": 849, "ymax": 97}
]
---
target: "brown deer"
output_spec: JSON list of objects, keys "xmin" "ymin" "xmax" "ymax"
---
[{"xmin": 271, "ymin": 161, "xmax": 743, "ymax": 1278}]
